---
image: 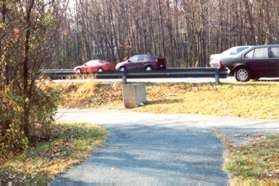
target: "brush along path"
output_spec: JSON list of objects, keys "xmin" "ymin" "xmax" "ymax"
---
[
  {"xmin": 227, "ymin": 134, "xmax": 279, "ymax": 181},
  {"xmin": 216, "ymin": 129, "xmax": 279, "ymax": 182},
  {"xmin": 0, "ymin": 123, "xmax": 106, "ymax": 183}
]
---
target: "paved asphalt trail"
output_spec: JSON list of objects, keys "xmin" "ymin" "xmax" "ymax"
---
[{"xmin": 52, "ymin": 110, "xmax": 279, "ymax": 186}]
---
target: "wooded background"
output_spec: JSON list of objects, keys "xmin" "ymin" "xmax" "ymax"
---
[{"xmin": 52, "ymin": 0, "xmax": 279, "ymax": 68}]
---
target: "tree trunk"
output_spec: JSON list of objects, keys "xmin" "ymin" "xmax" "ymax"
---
[{"xmin": 22, "ymin": 0, "xmax": 35, "ymax": 139}]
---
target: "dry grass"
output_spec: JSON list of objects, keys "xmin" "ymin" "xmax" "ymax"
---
[
  {"xmin": 225, "ymin": 135, "xmax": 279, "ymax": 182},
  {"xmin": 43, "ymin": 80, "xmax": 279, "ymax": 120},
  {"xmin": 213, "ymin": 129, "xmax": 279, "ymax": 183},
  {"xmin": 0, "ymin": 123, "xmax": 106, "ymax": 183},
  {"xmin": 43, "ymin": 81, "xmax": 123, "ymax": 109},
  {"xmin": 140, "ymin": 82, "xmax": 279, "ymax": 119}
]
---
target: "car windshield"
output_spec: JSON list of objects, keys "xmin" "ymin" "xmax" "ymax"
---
[
  {"xmin": 129, "ymin": 55, "xmax": 155, "ymax": 62},
  {"xmin": 99, "ymin": 60, "xmax": 108, "ymax": 63},
  {"xmin": 144, "ymin": 55, "xmax": 156, "ymax": 61},
  {"xmin": 85, "ymin": 60, "xmax": 97, "ymax": 66},
  {"xmin": 222, "ymin": 46, "xmax": 250, "ymax": 56},
  {"xmin": 129, "ymin": 55, "xmax": 139, "ymax": 62}
]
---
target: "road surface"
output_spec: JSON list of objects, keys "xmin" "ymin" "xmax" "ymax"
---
[{"xmin": 53, "ymin": 77, "xmax": 279, "ymax": 84}]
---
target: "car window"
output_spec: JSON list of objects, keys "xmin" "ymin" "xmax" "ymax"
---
[
  {"xmin": 144, "ymin": 55, "xmax": 156, "ymax": 61},
  {"xmin": 245, "ymin": 50, "xmax": 254, "ymax": 59},
  {"xmin": 222, "ymin": 46, "xmax": 250, "ymax": 56},
  {"xmin": 137, "ymin": 55, "xmax": 145, "ymax": 61},
  {"xmin": 253, "ymin": 48, "xmax": 268, "ymax": 59},
  {"xmin": 101, "ymin": 60, "xmax": 109, "ymax": 63},
  {"xmin": 129, "ymin": 56, "xmax": 138, "ymax": 62},
  {"xmin": 85, "ymin": 61, "xmax": 97, "ymax": 66},
  {"xmin": 270, "ymin": 47, "xmax": 279, "ymax": 58}
]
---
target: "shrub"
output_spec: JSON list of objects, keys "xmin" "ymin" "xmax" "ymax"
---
[{"xmin": 0, "ymin": 85, "xmax": 59, "ymax": 162}]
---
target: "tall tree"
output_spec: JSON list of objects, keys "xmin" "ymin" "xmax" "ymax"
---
[{"xmin": 48, "ymin": 0, "xmax": 279, "ymax": 68}]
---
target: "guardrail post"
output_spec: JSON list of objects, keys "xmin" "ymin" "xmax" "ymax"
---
[
  {"xmin": 214, "ymin": 68, "xmax": 220, "ymax": 84},
  {"xmin": 122, "ymin": 71, "xmax": 127, "ymax": 84}
]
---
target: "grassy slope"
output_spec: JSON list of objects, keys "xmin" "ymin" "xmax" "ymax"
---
[
  {"xmin": 45, "ymin": 81, "xmax": 279, "ymax": 120},
  {"xmin": 140, "ymin": 82, "xmax": 279, "ymax": 119},
  {"xmin": 225, "ymin": 135, "xmax": 279, "ymax": 182},
  {"xmin": 0, "ymin": 123, "xmax": 106, "ymax": 183}
]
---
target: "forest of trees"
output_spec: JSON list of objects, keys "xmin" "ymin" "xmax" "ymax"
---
[{"xmin": 52, "ymin": 0, "xmax": 279, "ymax": 68}]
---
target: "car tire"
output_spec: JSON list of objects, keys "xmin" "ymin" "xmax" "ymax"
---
[
  {"xmin": 145, "ymin": 66, "xmax": 153, "ymax": 72},
  {"xmin": 119, "ymin": 67, "xmax": 126, "ymax": 72},
  {"xmin": 97, "ymin": 68, "xmax": 104, "ymax": 73},
  {"xmin": 235, "ymin": 68, "xmax": 250, "ymax": 82}
]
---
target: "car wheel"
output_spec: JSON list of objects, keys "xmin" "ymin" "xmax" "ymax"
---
[
  {"xmin": 97, "ymin": 68, "xmax": 104, "ymax": 73},
  {"xmin": 119, "ymin": 67, "xmax": 126, "ymax": 72},
  {"xmin": 145, "ymin": 66, "xmax": 153, "ymax": 72},
  {"xmin": 235, "ymin": 68, "xmax": 250, "ymax": 82}
]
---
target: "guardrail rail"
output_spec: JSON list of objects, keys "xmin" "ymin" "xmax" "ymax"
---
[
  {"xmin": 40, "ymin": 68, "xmax": 228, "ymax": 83},
  {"xmin": 40, "ymin": 69, "xmax": 76, "ymax": 79},
  {"xmin": 96, "ymin": 68, "xmax": 228, "ymax": 84}
]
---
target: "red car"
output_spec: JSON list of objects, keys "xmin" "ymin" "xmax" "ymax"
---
[
  {"xmin": 74, "ymin": 60, "xmax": 115, "ymax": 73},
  {"xmin": 115, "ymin": 54, "xmax": 167, "ymax": 72}
]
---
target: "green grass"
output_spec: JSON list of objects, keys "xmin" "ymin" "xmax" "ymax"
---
[
  {"xmin": 213, "ymin": 130, "xmax": 279, "ymax": 183},
  {"xmin": 224, "ymin": 134, "xmax": 279, "ymax": 182},
  {"xmin": 0, "ymin": 123, "xmax": 106, "ymax": 183},
  {"xmin": 44, "ymin": 81, "xmax": 279, "ymax": 120}
]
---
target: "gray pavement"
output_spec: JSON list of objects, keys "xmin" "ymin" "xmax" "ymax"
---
[
  {"xmin": 52, "ymin": 77, "xmax": 279, "ymax": 84},
  {"xmin": 52, "ymin": 109, "xmax": 279, "ymax": 186}
]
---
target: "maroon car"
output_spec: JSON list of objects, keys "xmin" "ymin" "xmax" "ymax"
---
[{"xmin": 115, "ymin": 54, "xmax": 167, "ymax": 72}]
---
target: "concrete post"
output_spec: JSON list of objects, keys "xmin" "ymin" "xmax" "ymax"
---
[
  {"xmin": 215, "ymin": 69, "xmax": 220, "ymax": 84},
  {"xmin": 123, "ymin": 84, "xmax": 146, "ymax": 108},
  {"xmin": 122, "ymin": 72, "xmax": 127, "ymax": 84}
]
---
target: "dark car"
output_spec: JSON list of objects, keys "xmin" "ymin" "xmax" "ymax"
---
[
  {"xmin": 210, "ymin": 45, "xmax": 279, "ymax": 81},
  {"xmin": 115, "ymin": 54, "xmax": 166, "ymax": 72}
]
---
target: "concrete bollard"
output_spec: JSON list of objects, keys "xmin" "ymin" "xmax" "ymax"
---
[
  {"xmin": 214, "ymin": 68, "xmax": 220, "ymax": 84},
  {"xmin": 123, "ymin": 83, "xmax": 146, "ymax": 109}
]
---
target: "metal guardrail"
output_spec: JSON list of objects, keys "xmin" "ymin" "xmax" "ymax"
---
[
  {"xmin": 40, "ymin": 68, "xmax": 228, "ymax": 83},
  {"xmin": 96, "ymin": 68, "xmax": 228, "ymax": 84},
  {"xmin": 40, "ymin": 69, "xmax": 76, "ymax": 79}
]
